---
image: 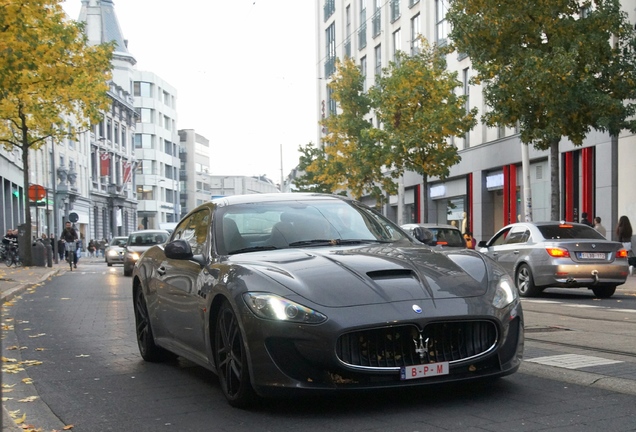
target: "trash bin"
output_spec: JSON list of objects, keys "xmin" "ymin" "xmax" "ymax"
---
[{"xmin": 32, "ymin": 240, "xmax": 45, "ymax": 267}]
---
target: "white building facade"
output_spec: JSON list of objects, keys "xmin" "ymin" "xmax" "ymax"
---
[
  {"xmin": 134, "ymin": 72, "xmax": 180, "ymax": 229},
  {"xmin": 316, "ymin": 0, "xmax": 636, "ymax": 242}
]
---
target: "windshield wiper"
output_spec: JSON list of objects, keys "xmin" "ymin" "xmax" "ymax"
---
[{"xmin": 228, "ymin": 245, "xmax": 279, "ymax": 254}]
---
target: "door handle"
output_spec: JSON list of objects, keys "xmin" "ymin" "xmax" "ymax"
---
[{"xmin": 157, "ymin": 266, "xmax": 166, "ymax": 276}]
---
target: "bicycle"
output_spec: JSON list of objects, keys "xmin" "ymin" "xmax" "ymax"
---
[
  {"xmin": 4, "ymin": 244, "xmax": 21, "ymax": 267},
  {"xmin": 65, "ymin": 241, "xmax": 77, "ymax": 271}
]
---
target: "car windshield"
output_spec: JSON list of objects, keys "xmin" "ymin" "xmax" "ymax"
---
[
  {"xmin": 129, "ymin": 233, "xmax": 169, "ymax": 246},
  {"xmin": 537, "ymin": 224, "xmax": 606, "ymax": 240},
  {"xmin": 111, "ymin": 238, "xmax": 127, "ymax": 247},
  {"xmin": 216, "ymin": 199, "xmax": 407, "ymax": 254}
]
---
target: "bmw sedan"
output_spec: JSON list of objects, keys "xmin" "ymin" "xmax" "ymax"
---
[
  {"xmin": 477, "ymin": 221, "xmax": 630, "ymax": 298},
  {"xmin": 132, "ymin": 193, "xmax": 524, "ymax": 407}
]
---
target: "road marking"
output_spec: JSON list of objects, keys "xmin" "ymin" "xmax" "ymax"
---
[{"xmin": 526, "ymin": 354, "xmax": 623, "ymax": 369}]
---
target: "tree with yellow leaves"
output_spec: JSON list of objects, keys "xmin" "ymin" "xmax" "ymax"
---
[{"xmin": 0, "ymin": 0, "xmax": 114, "ymax": 264}]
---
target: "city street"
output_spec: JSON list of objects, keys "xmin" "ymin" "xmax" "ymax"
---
[{"xmin": 2, "ymin": 260, "xmax": 636, "ymax": 431}]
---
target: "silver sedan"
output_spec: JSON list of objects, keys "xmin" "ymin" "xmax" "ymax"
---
[{"xmin": 477, "ymin": 221, "xmax": 629, "ymax": 298}]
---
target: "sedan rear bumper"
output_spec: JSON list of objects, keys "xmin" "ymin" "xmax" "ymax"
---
[{"xmin": 534, "ymin": 263, "xmax": 628, "ymax": 288}]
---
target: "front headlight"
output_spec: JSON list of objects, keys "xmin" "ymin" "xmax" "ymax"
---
[
  {"xmin": 243, "ymin": 293, "xmax": 327, "ymax": 324},
  {"xmin": 492, "ymin": 274, "xmax": 517, "ymax": 309},
  {"xmin": 107, "ymin": 250, "xmax": 117, "ymax": 257},
  {"xmin": 129, "ymin": 252, "xmax": 140, "ymax": 261}
]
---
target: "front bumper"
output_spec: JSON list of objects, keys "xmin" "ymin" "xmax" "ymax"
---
[{"xmin": 237, "ymin": 297, "xmax": 524, "ymax": 397}]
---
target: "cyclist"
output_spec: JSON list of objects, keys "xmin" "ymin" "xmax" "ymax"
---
[{"xmin": 60, "ymin": 221, "xmax": 79, "ymax": 268}]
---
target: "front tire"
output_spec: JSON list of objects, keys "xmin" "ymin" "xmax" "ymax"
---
[
  {"xmin": 214, "ymin": 300, "xmax": 256, "ymax": 408},
  {"xmin": 515, "ymin": 264, "xmax": 541, "ymax": 297},
  {"xmin": 592, "ymin": 285, "xmax": 616, "ymax": 299},
  {"xmin": 124, "ymin": 265, "xmax": 132, "ymax": 276},
  {"xmin": 133, "ymin": 288, "xmax": 172, "ymax": 362}
]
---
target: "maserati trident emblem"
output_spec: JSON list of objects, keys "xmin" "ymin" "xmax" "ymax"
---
[
  {"xmin": 412, "ymin": 304, "xmax": 422, "ymax": 314},
  {"xmin": 413, "ymin": 334, "xmax": 429, "ymax": 362}
]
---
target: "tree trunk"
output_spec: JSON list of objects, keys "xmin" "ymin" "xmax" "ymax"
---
[
  {"xmin": 21, "ymin": 140, "xmax": 33, "ymax": 266},
  {"xmin": 549, "ymin": 138, "xmax": 560, "ymax": 221}
]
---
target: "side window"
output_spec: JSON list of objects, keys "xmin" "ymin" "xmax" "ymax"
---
[
  {"xmin": 504, "ymin": 227, "xmax": 529, "ymax": 245},
  {"xmin": 172, "ymin": 209, "xmax": 210, "ymax": 255},
  {"xmin": 490, "ymin": 228, "xmax": 511, "ymax": 246}
]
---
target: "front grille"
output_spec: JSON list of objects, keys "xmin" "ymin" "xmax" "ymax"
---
[{"xmin": 336, "ymin": 321, "xmax": 498, "ymax": 370}]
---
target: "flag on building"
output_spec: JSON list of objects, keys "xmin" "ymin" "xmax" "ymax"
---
[
  {"xmin": 123, "ymin": 161, "xmax": 136, "ymax": 184},
  {"xmin": 100, "ymin": 151, "xmax": 111, "ymax": 177}
]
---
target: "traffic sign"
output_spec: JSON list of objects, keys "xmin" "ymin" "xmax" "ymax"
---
[
  {"xmin": 69, "ymin": 212, "xmax": 79, "ymax": 223},
  {"xmin": 28, "ymin": 184, "xmax": 47, "ymax": 201}
]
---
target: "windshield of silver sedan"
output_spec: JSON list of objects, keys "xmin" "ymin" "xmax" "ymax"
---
[{"xmin": 215, "ymin": 199, "xmax": 406, "ymax": 255}]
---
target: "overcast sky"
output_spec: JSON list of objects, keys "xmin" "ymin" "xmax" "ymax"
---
[{"xmin": 62, "ymin": 0, "xmax": 318, "ymax": 184}]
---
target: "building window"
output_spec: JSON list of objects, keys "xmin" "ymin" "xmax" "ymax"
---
[
  {"xmin": 327, "ymin": 86, "xmax": 337, "ymax": 115},
  {"xmin": 463, "ymin": 68, "xmax": 470, "ymax": 148},
  {"xmin": 106, "ymin": 119, "xmax": 112, "ymax": 141},
  {"xmin": 392, "ymin": 29, "xmax": 401, "ymax": 62},
  {"xmin": 374, "ymin": 44, "xmax": 382, "ymax": 76},
  {"xmin": 436, "ymin": 0, "xmax": 449, "ymax": 45},
  {"xmin": 114, "ymin": 123, "xmax": 119, "ymax": 144},
  {"xmin": 358, "ymin": 2, "xmax": 367, "ymax": 49},
  {"xmin": 345, "ymin": 5, "xmax": 352, "ymax": 57},
  {"xmin": 136, "ymin": 108, "xmax": 153, "ymax": 123},
  {"xmin": 325, "ymin": 22, "xmax": 336, "ymax": 77},
  {"xmin": 324, "ymin": 0, "xmax": 335, "ymax": 21},
  {"xmin": 135, "ymin": 134, "xmax": 152, "ymax": 149},
  {"xmin": 372, "ymin": 0, "xmax": 381, "ymax": 37},
  {"xmin": 409, "ymin": 0, "xmax": 420, "ymax": 6},
  {"xmin": 133, "ymin": 81, "xmax": 152, "ymax": 98},
  {"xmin": 121, "ymin": 127, "xmax": 126, "ymax": 149},
  {"xmin": 390, "ymin": 0, "xmax": 400, "ymax": 22},
  {"xmin": 360, "ymin": 56, "xmax": 367, "ymax": 91},
  {"xmin": 411, "ymin": 13, "xmax": 421, "ymax": 55}
]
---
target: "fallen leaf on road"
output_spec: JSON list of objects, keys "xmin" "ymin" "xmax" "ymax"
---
[
  {"xmin": 22, "ymin": 378, "xmax": 34, "ymax": 384},
  {"xmin": 63, "ymin": 425, "xmax": 74, "ymax": 430},
  {"xmin": 2, "ymin": 356, "xmax": 17, "ymax": 362},
  {"xmin": 28, "ymin": 333, "xmax": 46, "ymax": 338},
  {"xmin": 13, "ymin": 412, "xmax": 27, "ymax": 424},
  {"xmin": 75, "ymin": 354, "xmax": 90, "ymax": 358},
  {"xmin": 35, "ymin": 348, "xmax": 45, "ymax": 351},
  {"xmin": 18, "ymin": 396, "xmax": 39, "ymax": 402},
  {"xmin": 2, "ymin": 397, "xmax": 14, "ymax": 401}
]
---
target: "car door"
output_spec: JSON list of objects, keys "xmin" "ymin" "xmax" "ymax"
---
[{"xmin": 157, "ymin": 209, "xmax": 211, "ymax": 360}]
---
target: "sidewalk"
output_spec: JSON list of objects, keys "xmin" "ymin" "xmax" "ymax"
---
[
  {"xmin": 2, "ymin": 262, "xmax": 636, "ymax": 431},
  {"xmin": 1, "ymin": 257, "xmax": 104, "ymax": 432}
]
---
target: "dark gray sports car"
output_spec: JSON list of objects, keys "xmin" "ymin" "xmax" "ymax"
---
[{"xmin": 132, "ymin": 193, "xmax": 524, "ymax": 407}]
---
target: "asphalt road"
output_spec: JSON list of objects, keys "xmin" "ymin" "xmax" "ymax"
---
[{"xmin": 2, "ymin": 260, "xmax": 636, "ymax": 431}]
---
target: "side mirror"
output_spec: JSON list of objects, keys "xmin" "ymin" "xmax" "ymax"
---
[
  {"xmin": 477, "ymin": 240, "xmax": 488, "ymax": 248},
  {"xmin": 165, "ymin": 239, "xmax": 193, "ymax": 260}
]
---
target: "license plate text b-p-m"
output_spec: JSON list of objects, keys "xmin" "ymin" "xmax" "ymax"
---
[{"xmin": 401, "ymin": 362, "xmax": 449, "ymax": 380}]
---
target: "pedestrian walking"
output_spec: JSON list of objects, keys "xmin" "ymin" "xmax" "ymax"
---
[
  {"xmin": 616, "ymin": 215, "xmax": 634, "ymax": 276},
  {"xmin": 580, "ymin": 212, "xmax": 593, "ymax": 227},
  {"xmin": 88, "ymin": 240, "xmax": 96, "ymax": 258},
  {"xmin": 593, "ymin": 217, "xmax": 607, "ymax": 238}
]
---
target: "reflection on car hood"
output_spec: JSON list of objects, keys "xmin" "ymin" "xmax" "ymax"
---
[
  {"xmin": 127, "ymin": 245, "xmax": 155, "ymax": 253},
  {"xmin": 231, "ymin": 245, "xmax": 490, "ymax": 307}
]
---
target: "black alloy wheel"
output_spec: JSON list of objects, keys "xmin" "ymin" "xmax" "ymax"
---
[
  {"xmin": 133, "ymin": 288, "xmax": 171, "ymax": 362},
  {"xmin": 214, "ymin": 300, "xmax": 256, "ymax": 408},
  {"xmin": 515, "ymin": 264, "xmax": 541, "ymax": 297}
]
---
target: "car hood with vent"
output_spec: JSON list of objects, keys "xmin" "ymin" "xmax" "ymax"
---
[{"xmin": 230, "ymin": 245, "xmax": 491, "ymax": 308}]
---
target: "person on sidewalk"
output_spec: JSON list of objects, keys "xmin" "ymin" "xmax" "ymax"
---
[
  {"xmin": 616, "ymin": 215, "xmax": 634, "ymax": 276},
  {"xmin": 593, "ymin": 216, "xmax": 607, "ymax": 239},
  {"xmin": 60, "ymin": 222, "xmax": 79, "ymax": 268},
  {"xmin": 580, "ymin": 212, "xmax": 593, "ymax": 227}
]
